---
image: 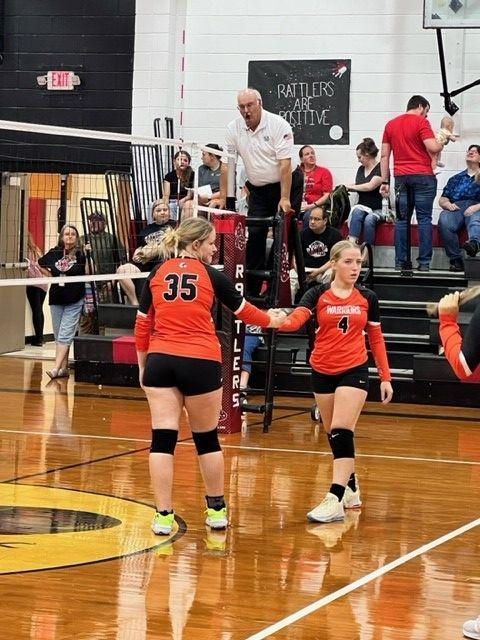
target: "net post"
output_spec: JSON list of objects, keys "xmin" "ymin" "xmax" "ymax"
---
[
  {"xmin": 226, "ymin": 156, "xmax": 236, "ymax": 212},
  {"xmin": 212, "ymin": 212, "xmax": 246, "ymax": 434}
]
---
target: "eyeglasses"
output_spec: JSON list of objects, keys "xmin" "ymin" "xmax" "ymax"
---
[
  {"xmin": 310, "ymin": 217, "xmax": 325, "ymax": 222},
  {"xmin": 237, "ymin": 102, "xmax": 257, "ymax": 111}
]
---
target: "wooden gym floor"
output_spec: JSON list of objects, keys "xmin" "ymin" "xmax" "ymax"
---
[{"xmin": 0, "ymin": 356, "xmax": 479, "ymax": 639}]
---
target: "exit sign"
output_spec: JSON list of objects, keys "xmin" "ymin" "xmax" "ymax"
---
[
  {"xmin": 37, "ymin": 71, "xmax": 81, "ymax": 91},
  {"xmin": 47, "ymin": 71, "xmax": 78, "ymax": 90}
]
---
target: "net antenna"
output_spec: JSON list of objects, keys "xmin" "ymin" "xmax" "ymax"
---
[{"xmin": 424, "ymin": 0, "xmax": 480, "ymax": 115}]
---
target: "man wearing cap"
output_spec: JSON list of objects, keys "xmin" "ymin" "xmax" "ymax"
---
[
  {"xmin": 183, "ymin": 143, "xmax": 223, "ymax": 218},
  {"xmin": 82, "ymin": 212, "xmax": 125, "ymax": 276},
  {"xmin": 217, "ymin": 88, "xmax": 302, "ymax": 295}
]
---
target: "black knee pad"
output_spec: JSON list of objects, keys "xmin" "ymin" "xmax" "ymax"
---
[
  {"xmin": 192, "ymin": 428, "xmax": 221, "ymax": 456},
  {"xmin": 151, "ymin": 429, "xmax": 178, "ymax": 454},
  {"xmin": 330, "ymin": 428, "xmax": 355, "ymax": 459}
]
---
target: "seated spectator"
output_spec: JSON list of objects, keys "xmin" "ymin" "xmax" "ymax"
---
[
  {"xmin": 182, "ymin": 143, "xmax": 223, "ymax": 218},
  {"xmin": 290, "ymin": 205, "xmax": 343, "ymax": 299},
  {"xmin": 163, "ymin": 150, "xmax": 194, "ymax": 221},
  {"xmin": 345, "ymin": 138, "xmax": 385, "ymax": 246},
  {"xmin": 81, "ymin": 211, "xmax": 126, "ymax": 303},
  {"xmin": 298, "ymin": 145, "xmax": 333, "ymax": 226},
  {"xmin": 438, "ymin": 144, "xmax": 480, "ymax": 271},
  {"xmin": 240, "ymin": 325, "xmax": 263, "ymax": 395},
  {"xmin": 116, "ymin": 201, "xmax": 175, "ymax": 305}
]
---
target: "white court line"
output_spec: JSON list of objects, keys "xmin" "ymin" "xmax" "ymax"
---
[
  {"xmin": 245, "ymin": 516, "xmax": 480, "ymax": 640},
  {"xmin": 218, "ymin": 442, "xmax": 480, "ymax": 467},
  {"xmin": 0, "ymin": 429, "xmax": 479, "ymax": 466},
  {"xmin": 0, "ymin": 428, "xmax": 149, "ymax": 443}
]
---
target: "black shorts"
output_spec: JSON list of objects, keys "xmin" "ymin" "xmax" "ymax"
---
[
  {"xmin": 143, "ymin": 353, "xmax": 223, "ymax": 396},
  {"xmin": 311, "ymin": 363, "xmax": 370, "ymax": 394}
]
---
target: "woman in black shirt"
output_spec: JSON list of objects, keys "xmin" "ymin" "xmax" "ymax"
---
[
  {"xmin": 163, "ymin": 150, "xmax": 194, "ymax": 221},
  {"xmin": 345, "ymin": 138, "xmax": 385, "ymax": 246},
  {"xmin": 38, "ymin": 224, "xmax": 87, "ymax": 379}
]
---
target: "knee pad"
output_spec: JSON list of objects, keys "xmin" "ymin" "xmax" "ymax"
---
[
  {"xmin": 192, "ymin": 428, "xmax": 221, "ymax": 456},
  {"xmin": 330, "ymin": 428, "xmax": 355, "ymax": 459},
  {"xmin": 151, "ymin": 429, "xmax": 178, "ymax": 454}
]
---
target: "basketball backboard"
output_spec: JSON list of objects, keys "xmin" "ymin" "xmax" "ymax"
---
[{"xmin": 424, "ymin": 0, "xmax": 480, "ymax": 28}]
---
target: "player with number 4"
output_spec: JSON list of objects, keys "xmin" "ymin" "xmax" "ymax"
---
[{"xmin": 278, "ymin": 240, "xmax": 393, "ymax": 523}]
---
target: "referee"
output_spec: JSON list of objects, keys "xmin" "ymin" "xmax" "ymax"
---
[{"xmin": 218, "ymin": 88, "xmax": 303, "ymax": 296}]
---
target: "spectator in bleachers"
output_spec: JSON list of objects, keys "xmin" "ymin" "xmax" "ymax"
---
[
  {"xmin": 163, "ymin": 150, "xmax": 194, "ymax": 221},
  {"xmin": 290, "ymin": 205, "xmax": 342, "ymax": 299},
  {"xmin": 345, "ymin": 138, "xmax": 385, "ymax": 246},
  {"xmin": 299, "ymin": 145, "xmax": 333, "ymax": 226},
  {"xmin": 183, "ymin": 144, "xmax": 223, "ymax": 218},
  {"xmin": 240, "ymin": 325, "xmax": 263, "ymax": 394},
  {"xmin": 438, "ymin": 145, "xmax": 480, "ymax": 271},
  {"xmin": 380, "ymin": 95, "xmax": 445, "ymax": 271},
  {"xmin": 82, "ymin": 212, "xmax": 126, "ymax": 275},
  {"xmin": 116, "ymin": 201, "xmax": 176, "ymax": 306}
]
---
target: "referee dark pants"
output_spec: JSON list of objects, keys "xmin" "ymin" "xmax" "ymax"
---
[{"xmin": 245, "ymin": 168, "xmax": 303, "ymax": 296}]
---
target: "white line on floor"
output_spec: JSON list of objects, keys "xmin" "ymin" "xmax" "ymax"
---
[
  {"xmin": 244, "ymin": 516, "xmax": 480, "ymax": 640},
  {"xmin": 0, "ymin": 430, "xmax": 478, "ymax": 466}
]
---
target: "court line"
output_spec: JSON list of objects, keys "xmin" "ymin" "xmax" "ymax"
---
[
  {"xmin": 245, "ymin": 516, "xmax": 480, "ymax": 640},
  {"xmin": 0, "ymin": 429, "xmax": 479, "ymax": 466},
  {"xmin": 1, "ymin": 386, "xmax": 479, "ymax": 423},
  {"xmin": 3, "ymin": 446, "xmax": 150, "ymax": 484}
]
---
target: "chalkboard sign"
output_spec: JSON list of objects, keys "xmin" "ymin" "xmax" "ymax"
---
[{"xmin": 248, "ymin": 59, "xmax": 351, "ymax": 145}]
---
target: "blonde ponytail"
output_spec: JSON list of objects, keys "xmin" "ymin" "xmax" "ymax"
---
[{"xmin": 134, "ymin": 218, "xmax": 214, "ymax": 264}]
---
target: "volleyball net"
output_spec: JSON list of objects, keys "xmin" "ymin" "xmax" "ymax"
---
[{"xmin": 0, "ymin": 118, "xmax": 235, "ymax": 288}]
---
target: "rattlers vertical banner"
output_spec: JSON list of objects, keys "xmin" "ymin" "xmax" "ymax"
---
[
  {"xmin": 248, "ymin": 59, "xmax": 351, "ymax": 145},
  {"xmin": 212, "ymin": 213, "xmax": 246, "ymax": 434}
]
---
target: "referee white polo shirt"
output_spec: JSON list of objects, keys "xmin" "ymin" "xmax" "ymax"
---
[{"xmin": 224, "ymin": 109, "xmax": 294, "ymax": 187}]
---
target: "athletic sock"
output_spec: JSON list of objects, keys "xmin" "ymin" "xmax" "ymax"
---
[
  {"xmin": 329, "ymin": 483, "xmax": 345, "ymax": 502},
  {"xmin": 206, "ymin": 495, "xmax": 226, "ymax": 511},
  {"xmin": 347, "ymin": 473, "xmax": 357, "ymax": 492}
]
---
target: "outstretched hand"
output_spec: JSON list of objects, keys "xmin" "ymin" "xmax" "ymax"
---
[
  {"xmin": 267, "ymin": 308, "xmax": 287, "ymax": 329},
  {"xmin": 437, "ymin": 291, "xmax": 460, "ymax": 316}
]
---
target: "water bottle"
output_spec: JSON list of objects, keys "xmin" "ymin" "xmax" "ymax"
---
[{"xmin": 382, "ymin": 197, "xmax": 389, "ymax": 218}]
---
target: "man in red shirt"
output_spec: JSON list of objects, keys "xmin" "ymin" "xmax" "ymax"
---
[
  {"xmin": 299, "ymin": 145, "xmax": 333, "ymax": 227},
  {"xmin": 380, "ymin": 95, "xmax": 445, "ymax": 271}
]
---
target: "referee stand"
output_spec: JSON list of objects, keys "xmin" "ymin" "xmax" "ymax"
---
[{"xmin": 242, "ymin": 209, "xmax": 310, "ymax": 432}]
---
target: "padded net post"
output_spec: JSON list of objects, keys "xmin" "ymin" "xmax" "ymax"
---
[{"xmin": 212, "ymin": 212, "xmax": 247, "ymax": 434}]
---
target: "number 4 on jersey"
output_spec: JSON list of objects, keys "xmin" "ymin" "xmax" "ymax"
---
[
  {"xmin": 163, "ymin": 273, "xmax": 198, "ymax": 301},
  {"xmin": 337, "ymin": 315, "xmax": 349, "ymax": 334}
]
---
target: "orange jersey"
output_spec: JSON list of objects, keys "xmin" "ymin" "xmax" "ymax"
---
[
  {"xmin": 439, "ymin": 304, "xmax": 480, "ymax": 382},
  {"xmin": 134, "ymin": 257, "xmax": 271, "ymax": 361},
  {"xmin": 280, "ymin": 283, "xmax": 391, "ymax": 380}
]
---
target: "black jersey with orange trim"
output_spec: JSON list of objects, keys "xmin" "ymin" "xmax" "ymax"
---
[
  {"xmin": 299, "ymin": 283, "xmax": 381, "ymax": 375},
  {"xmin": 136, "ymin": 257, "xmax": 270, "ymax": 362},
  {"xmin": 439, "ymin": 303, "xmax": 480, "ymax": 382}
]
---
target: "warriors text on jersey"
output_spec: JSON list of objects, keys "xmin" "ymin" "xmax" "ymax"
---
[
  {"xmin": 134, "ymin": 257, "xmax": 271, "ymax": 361},
  {"xmin": 280, "ymin": 283, "xmax": 391, "ymax": 381}
]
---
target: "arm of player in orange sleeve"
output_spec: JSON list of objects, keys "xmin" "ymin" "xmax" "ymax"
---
[
  {"xmin": 438, "ymin": 312, "xmax": 472, "ymax": 381},
  {"xmin": 278, "ymin": 307, "xmax": 312, "ymax": 332},
  {"xmin": 235, "ymin": 300, "xmax": 272, "ymax": 328},
  {"xmin": 134, "ymin": 305, "xmax": 154, "ymax": 353},
  {"xmin": 366, "ymin": 322, "xmax": 391, "ymax": 382}
]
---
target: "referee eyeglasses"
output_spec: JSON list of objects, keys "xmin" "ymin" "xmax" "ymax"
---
[{"xmin": 237, "ymin": 101, "xmax": 258, "ymax": 112}]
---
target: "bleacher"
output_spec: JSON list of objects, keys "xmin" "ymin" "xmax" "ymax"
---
[{"xmin": 74, "ymin": 243, "xmax": 480, "ymax": 406}]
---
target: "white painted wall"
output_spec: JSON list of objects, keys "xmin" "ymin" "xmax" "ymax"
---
[{"xmin": 132, "ymin": 0, "xmax": 480, "ymax": 213}]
